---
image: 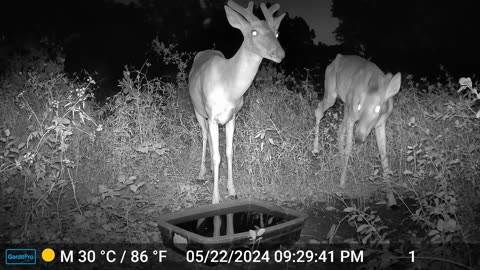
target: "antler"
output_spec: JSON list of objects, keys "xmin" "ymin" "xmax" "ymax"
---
[
  {"xmin": 260, "ymin": 3, "xmax": 281, "ymax": 29},
  {"xmin": 227, "ymin": 0, "xmax": 259, "ymax": 23}
]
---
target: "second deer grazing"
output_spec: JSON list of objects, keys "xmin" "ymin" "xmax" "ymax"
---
[
  {"xmin": 313, "ymin": 54, "xmax": 401, "ymax": 207},
  {"xmin": 188, "ymin": 0, "xmax": 285, "ymax": 236}
]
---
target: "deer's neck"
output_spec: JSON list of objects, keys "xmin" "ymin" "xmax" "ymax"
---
[{"xmin": 225, "ymin": 42, "xmax": 263, "ymax": 99}]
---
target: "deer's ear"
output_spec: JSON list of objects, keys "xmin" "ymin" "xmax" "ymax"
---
[
  {"xmin": 385, "ymin": 72, "xmax": 401, "ymax": 100},
  {"xmin": 225, "ymin": 5, "xmax": 248, "ymax": 30}
]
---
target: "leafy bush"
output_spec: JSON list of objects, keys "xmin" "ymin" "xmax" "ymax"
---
[{"xmin": 0, "ymin": 46, "xmax": 100, "ymax": 241}]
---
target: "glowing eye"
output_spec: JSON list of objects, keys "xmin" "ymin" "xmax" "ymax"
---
[
  {"xmin": 275, "ymin": 32, "xmax": 279, "ymax": 38},
  {"xmin": 374, "ymin": 105, "xmax": 381, "ymax": 113},
  {"xmin": 357, "ymin": 104, "xmax": 362, "ymax": 111},
  {"xmin": 251, "ymin": 30, "xmax": 258, "ymax": 36}
]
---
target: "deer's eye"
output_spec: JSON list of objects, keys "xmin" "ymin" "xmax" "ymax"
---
[
  {"xmin": 357, "ymin": 104, "xmax": 362, "ymax": 111},
  {"xmin": 374, "ymin": 105, "xmax": 381, "ymax": 113},
  {"xmin": 275, "ymin": 32, "xmax": 279, "ymax": 38},
  {"xmin": 251, "ymin": 30, "xmax": 258, "ymax": 36}
]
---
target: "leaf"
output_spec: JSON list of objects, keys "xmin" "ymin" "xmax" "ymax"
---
[
  {"xmin": 268, "ymin": 138, "xmax": 274, "ymax": 145},
  {"xmin": 130, "ymin": 185, "xmax": 138, "ymax": 193},
  {"xmin": 18, "ymin": 142, "xmax": 25, "ymax": 150},
  {"xmin": 249, "ymin": 230, "xmax": 257, "ymax": 241},
  {"xmin": 445, "ymin": 219, "xmax": 457, "ymax": 232},
  {"xmin": 430, "ymin": 234, "xmax": 442, "ymax": 244},
  {"xmin": 447, "ymin": 159, "xmax": 460, "ymax": 165},
  {"xmin": 73, "ymin": 214, "xmax": 86, "ymax": 224},
  {"xmin": 5, "ymin": 129, "xmax": 10, "ymax": 137},
  {"xmin": 173, "ymin": 233, "xmax": 187, "ymax": 246},
  {"xmin": 98, "ymin": 185, "xmax": 109, "ymax": 193},
  {"xmin": 51, "ymin": 164, "xmax": 61, "ymax": 171},
  {"xmin": 357, "ymin": 224, "xmax": 369, "ymax": 232},
  {"xmin": 427, "ymin": 230, "xmax": 439, "ymax": 236},
  {"xmin": 146, "ymin": 221, "xmax": 158, "ymax": 227},
  {"xmin": 5, "ymin": 141, "xmax": 15, "ymax": 149},
  {"xmin": 459, "ymin": 77, "xmax": 472, "ymax": 88},
  {"xmin": 125, "ymin": 176, "xmax": 136, "ymax": 185},
  {"xmin": 5, "ymin": 187, "xmax": 14, "ymax": 194},
  {"xmin": 155, "ymin": 148, "xmax": 166, "ymax": 155},
  {"xmin": 257, "ymin": 228, "xmax": 265, "ymax": 237},
  {"xmin": 344, "ymin": 238, "xmax": 358, "ymax": 245},
  {"xmin": 326, "ymin": 224, "xmax": 336, "ymax": 241},
  {"xmin": 138, "ymin": 147, "xmax": 148, "ymax": 153},
  {"xmin": 308, "ymin": 239, "xmax": 321, "ymax": 244},
  {"xmin": 118, "ymin": 174, "xmax": 126, "ymax": 183},
  {"xmin": 436, "ymin": 219, "xmax": 445, "ymax": 231},
  {"xmin": 102, "ymin": 224, "xmax": 112, "ymax": 231},
  {"xmin": 267, "ymin": 216, "xmax": 274, "ymax": 225},
  {"xmin": 343, "ymin": 207, "xmax": 356, "ymax": 212},
  {"xmin": 445, "ymin": 234, "xmax": 452, "ymax": 243},
  {"xmin": 325, "ymin": 206, "xmax": 337, "ymax": 212},
  {"xmin": 403, "ymin": 170, "xmax": 413, "ymax": 175},
  {"xmin": 362, "ymin": 232, "xmax": 372, "ymax": 244},
  {"xmin": 406, "ymin": 156, "xmax": 414, "ymax": 162}
]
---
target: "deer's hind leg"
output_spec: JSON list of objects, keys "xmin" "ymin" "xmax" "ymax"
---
[{"xmin": 313, "ymin": 68, "xmax": 337, "ymax": 153}]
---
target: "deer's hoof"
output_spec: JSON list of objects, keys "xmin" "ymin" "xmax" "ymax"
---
[
  {"xmin": 312, "ymin": 149, "xmax": 321, "ymax": 157},
  {"xmin": 195, "ymin": 177, "xmax": 209, "ymax": 184}
]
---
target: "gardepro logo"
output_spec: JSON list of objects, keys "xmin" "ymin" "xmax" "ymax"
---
[{"xmin": 5, "ymin": 249, "xmax": 37, "ymax": 265}]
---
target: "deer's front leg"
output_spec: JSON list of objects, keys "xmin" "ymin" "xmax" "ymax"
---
[
  {"xmin": 375, "ymin": 122, "xmax": 396, "ymax": 207},
  {"xmin": 337, "ymin": 116, "xmax": 348, "ymax": 154},
  {"xmin": 339, "ymin": 119, "xmax": 354, "ymax": 189},
  {"xmin": 225, "ymin": 116, "xmax": 236, "ymax": 198},
  {"xmin": 313, "ymin": 103, "xmax": 324, "ymax": 154},
  {"xmin": 194, "ymin": 112, "xmax": 209, "ymax": 180},
  {"xmin": 208, "ymin": 120, "xmax": 222, "ymax": 237},
  {"xmin": 208, "ymin": 121, "xmax": 221, "ymax": 204},
  {"xmin": 374, "ymin": 123, "xmax": 390, "ymax": 176}
]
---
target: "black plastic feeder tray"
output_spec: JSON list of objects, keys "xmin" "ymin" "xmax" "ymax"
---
[{"xmin": 157, "ymin": 198, "xmax": 308, "ymax": 252}]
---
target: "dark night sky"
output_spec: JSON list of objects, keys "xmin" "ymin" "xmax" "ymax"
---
[
  {"xmin": 116, "ymin": 0, "xmax": 340, "ymax": 45},
  {"xmin": 264, "ymin": 0, "xmax": 339, "ymax": 45}
]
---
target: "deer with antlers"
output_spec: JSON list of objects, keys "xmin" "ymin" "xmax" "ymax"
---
[
  {"xmin": 313, "ymin": 54, "xmax": 401, "ymax": 207},
  {"xmin": 188, "ymin": 0, "xmax": 285, "ymax": 236}
]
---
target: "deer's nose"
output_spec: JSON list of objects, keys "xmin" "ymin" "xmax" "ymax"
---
[
  {"xmin": 354, "ymin": 135, "xmax": 365, "ymax": 144},
  {"xmin": 271, "ymin": 47, "xmax": 285, "ymax": 63},
  {"xmin": 276, "ymin": 47, "xmax": 285, "ymax": 61},
  {"xmin": 354, "ymin": 130, "xmax": 367, "ymax": 144}
]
